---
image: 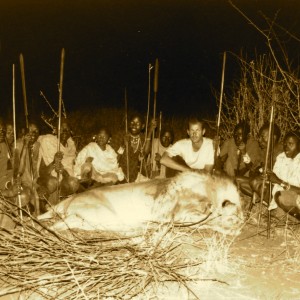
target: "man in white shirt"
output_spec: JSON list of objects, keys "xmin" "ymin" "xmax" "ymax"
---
[
  {"xmin": 160, "ymin": 116, "xmax": 214, "ymax": 173},
  {"xmin": 74, "ymin": 127, "xmax": 124, "ymax": 186},
  {"xmin": 37, "ymin": 121, "xmax": 79, "ymax": 209},
  {"xmin": 267, "ymin": 131, "xmax": 300, "ymax": 219}
]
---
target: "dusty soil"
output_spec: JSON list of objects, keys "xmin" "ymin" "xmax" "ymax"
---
[{"xmin": 179, "ymin": 203, "xmax": 300, "ymax": 300}]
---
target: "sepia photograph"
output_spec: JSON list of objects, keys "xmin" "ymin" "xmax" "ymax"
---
[{"xmin": 0, "ymin": 0, "xmax": 299, "ymax": 299}]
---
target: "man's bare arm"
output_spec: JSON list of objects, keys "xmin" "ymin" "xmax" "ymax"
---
[{"xmin": 160, "ymin": 152, "xmax": 190, "ymax": 172}]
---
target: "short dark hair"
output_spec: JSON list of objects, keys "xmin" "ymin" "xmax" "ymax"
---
[
  {"xmin": 284, "ymin": 131, "xmax": 300, "ymax": 145},
  {"xmin": 97, "ymin": 126, "xmax": 111, "ymax": 138},
  {"xmin": 28, "ymin": 120, "xmax": 41, "ymax": 129},
  {"xmin": 160, "ymin": 126, "xmax": 174, "ymax": 142},
  {"xmin": 129, "ymin": 112, "xmax": 145, "ymax": 124},
  {"xmin": 187, "ymin": 115, "xmax": 205, "ymax": 128},
  {"xmin": 234, "ymin": 121, "xmax": 250, "ymax": 135},
  {"xmin": 259, "ymin": 123, "xmax": 281, "ymax": 142}
]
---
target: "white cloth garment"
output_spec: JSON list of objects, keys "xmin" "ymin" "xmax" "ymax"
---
[
  {"xmin": 74, "ymin": 142, "xmax": 124, "ymax": 182},
  {"xmin": 38, "ymin": 134, "xmax": 76, "ymax": 177},
  {"xmin": 269, "ymin": 152, "xmax": 300, "ymax": 210}
]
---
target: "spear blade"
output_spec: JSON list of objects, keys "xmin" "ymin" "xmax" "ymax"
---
[{"xmin": 19, "ymin": 53, "xmax": 29, "ymax": 129}]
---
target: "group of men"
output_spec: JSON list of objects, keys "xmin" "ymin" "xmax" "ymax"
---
[
  {"xmin": 214, "ymin": 120, "xmax": 300, "ymax": 220},
  {"xmin": 157, "ymin": 116, "xmax": 300, "ymax": 221},
  {"xmin": 0, "ymin": 113, "xmax": 299, "ymax": 228}
]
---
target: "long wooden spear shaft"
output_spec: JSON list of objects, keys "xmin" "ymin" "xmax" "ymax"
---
[
  {"xmin": 57, "ymin": 48, "xmax": 65, "ymax": 152},
  {"xmin": 214, "ymin": 52, "xmax": 226, "ymax": 171},
  {"xmin": 12, "ymin": 64, "xmax": 23, "ymax": 222},
  {"xmin": 153, "ymin": 58, "xmax": 159, "ymax": 122},
  {"xmin": 12, "ymin": 65, "xmax": 20, "ymax": 188},
  {"xmin": 154, "ymin": 111, "xmax": 162, "ymax": 174},
  {"xmin": 150, "ymin": 111, "xmax": 162, "ymax": 178},
  {"xmin": 12, "ymin": 64, "xmax": 18, "ymax": 185},
  {"xmin": 20, "ymin": 53, "xmax": 40, "ymax": 215},
  {"xmin": 144, "ymin": 63, "xmax": 153, "ymax": 141},
  {"xmin": 149, "ymin": 59, "xmax": 159, "ymax": 176},
  {"xmin": 124, "ymin": 88, "xmax": 130, "ymax": 182},
  {"xmin": 19, "ymin": 54, "xmax": 29, "ymax": 129},
  {"xmin": 157, "ymin": 111, "xmax": 162, "ymax": 152},
  {"xmin": 12, "ymin": 65, "xmax": 17, "ymax": 149},
  {"xmin": 257, "ymin": 105, "xmax": 274, "ymax": 236},
  {"xmin": 139, "ymin": 64, "xmax": 153, "ymax": 178},
  {"xmin": 56, "ymin": 48, "xmax": 65, "ymax": 203}
]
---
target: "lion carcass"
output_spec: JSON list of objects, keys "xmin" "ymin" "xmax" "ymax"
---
[{"xmin": 37, "ymin": 171, "xmax": 244, "ymax": 235}]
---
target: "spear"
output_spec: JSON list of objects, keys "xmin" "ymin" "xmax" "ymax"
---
[
  {"xmin": 157, "ymin": 111, "xmax": 162, "ymax": 152},
  {"xmin": 139, "ymin": 63, "xmax": 153, "ymax": 178},
  {"xmin": 56, "ymin": 48, "xmax": 65, "ymax": 203},
  {"xmin": 12, "ymin": 65, "xmax": 17, "ymax": 150},
  {"xmin": 153, "ymin": 111, "xmax": 162, "ymax": 177},
  {"xmin": 149, "ymin": 59, "xmax": 159, "ymax": 177},
  {"xmin": 12, "ymin": 64, "xmax": 23, "ymax": 222},
  {"xmin": 19, "ymin": 53, "xmax": 29, "ymax": 129},
  {"xmin": 213, "ymin": 52, "xmax": 226, "ymax": 172},
  {"xmin": 124, "ymin": 88, "xmax": 129, "ymax": 182},
  {"xmin": 57, "ymin": 48, "xmax": 65, "ymax": 153},
  {"xmin": 144, "ymin": 63, "xmax": 153, "ymax": 141},
  {"xmin": 257, "ymin": 72, "xmax": 277, "ymax": 238},
  {"xmin": 257, "ymin": 105, "xmax": 274, "ymax": 237},
  {"xmin": 153, "ymin": 58, "xmax": 159, "ymax": 122},
  {"xmin": 20, "ymin": 53, "xmax": 40, "ymax": 215}
]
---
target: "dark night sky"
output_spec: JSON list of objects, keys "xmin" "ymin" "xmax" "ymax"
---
[{"xmin": 0, "ymin": 0, "xmax": 299, "ymax": 120}]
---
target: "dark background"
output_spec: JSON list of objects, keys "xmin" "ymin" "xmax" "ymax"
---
[{"xmin": 0, "ymin": 0, "xmax": 299, "ymax": 122}]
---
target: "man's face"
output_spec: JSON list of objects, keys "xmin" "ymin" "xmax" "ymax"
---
[
  {"xmin": 160, "ymin": 131, "xmax": 173, "ymax": 148},
  {"xmin": 6, "ymin": 124, "xmax": 14, "ymax": 144},
  {"xmin": 187, "ymin": 122, "xmax": 205, "ymax": 144},
  {"xmin": 129, "ymin": 116, "xmax": 143, "ymax": 135},
  {"xmin": 234, "ymin": 128, "xmax": 245, "ymax": 146},
  {"xmin": 28, "ymin": 124, "xmax": 40, "ymax": 144},
  {"xmin": 0, "ymin": 123, "xmax": 5, "ymax": 143},
  {"xmin": 284, "ymin": 136, "xmax": 300, "ymax": 158},
  {"xmin": 96, "ymin": 130, "xmax": 110, "ymax": 147},
  {"xmin": 258, "ymin": 129, "xmax": 269, "ymax": 149},
  {"xmin": 60, "ymin": 122, "xmax": 71, "ymax": 144}
]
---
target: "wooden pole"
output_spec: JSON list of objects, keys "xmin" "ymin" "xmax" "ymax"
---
[
  {"xmin": 56, "ymin": 48, "xmax": 65, "ymax": 203},
  {"xmin": 57, "ymin": 48, "xmax": 65, "ymax": 153},
  {"xmin": 257, "ymin": 105, "xmax": 274, "ymax": 236},
  {"xmin": 157, "ymin": 111, "xmax": 162, "ymax": 151},
  {"xmin": 213, "ymin": 52, "xmax": 226, "ymax": 173},
  {"xmin": 148, "ymin": 59, "xmax": 159, "ymax": 177},
  {"xmin": 20, "ymin": 53, "xmax": 40, "ymax": 215},
  {"xmin": 216, "ymin": 52, "xmax": 226, "ymax": 132},
  {"xmin": 124, "ymin": 88, "xmax": 130, "ymax": 182},
  {"xmin": 144, "ymin": 63, "xmax": 153, "ymax": 141},
  {"xmin": 153, "ymin": 58, "xmax": 159, "ymax": 121},
  {"xmin": 12, "ymin": 64, "xmax": 17, "ymax": 149},
  {"xmin": 12, "ymin": 64, "xmax": 23, "ymax": 222},
  {"xmin": 19, "ymin": 53, "xmax": 29, "ymax": 129},
  {"xmin": 156, "ymin": 111, "xmax": 162, "ymax": 174},
  {"xmin": 139, "ymin": 64, "xmax": 153, "ymax": 178}
]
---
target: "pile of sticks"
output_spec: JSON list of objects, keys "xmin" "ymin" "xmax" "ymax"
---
[{"xmin": 0, "ymin": 199, "xmax": 206, "ymax": 299}]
